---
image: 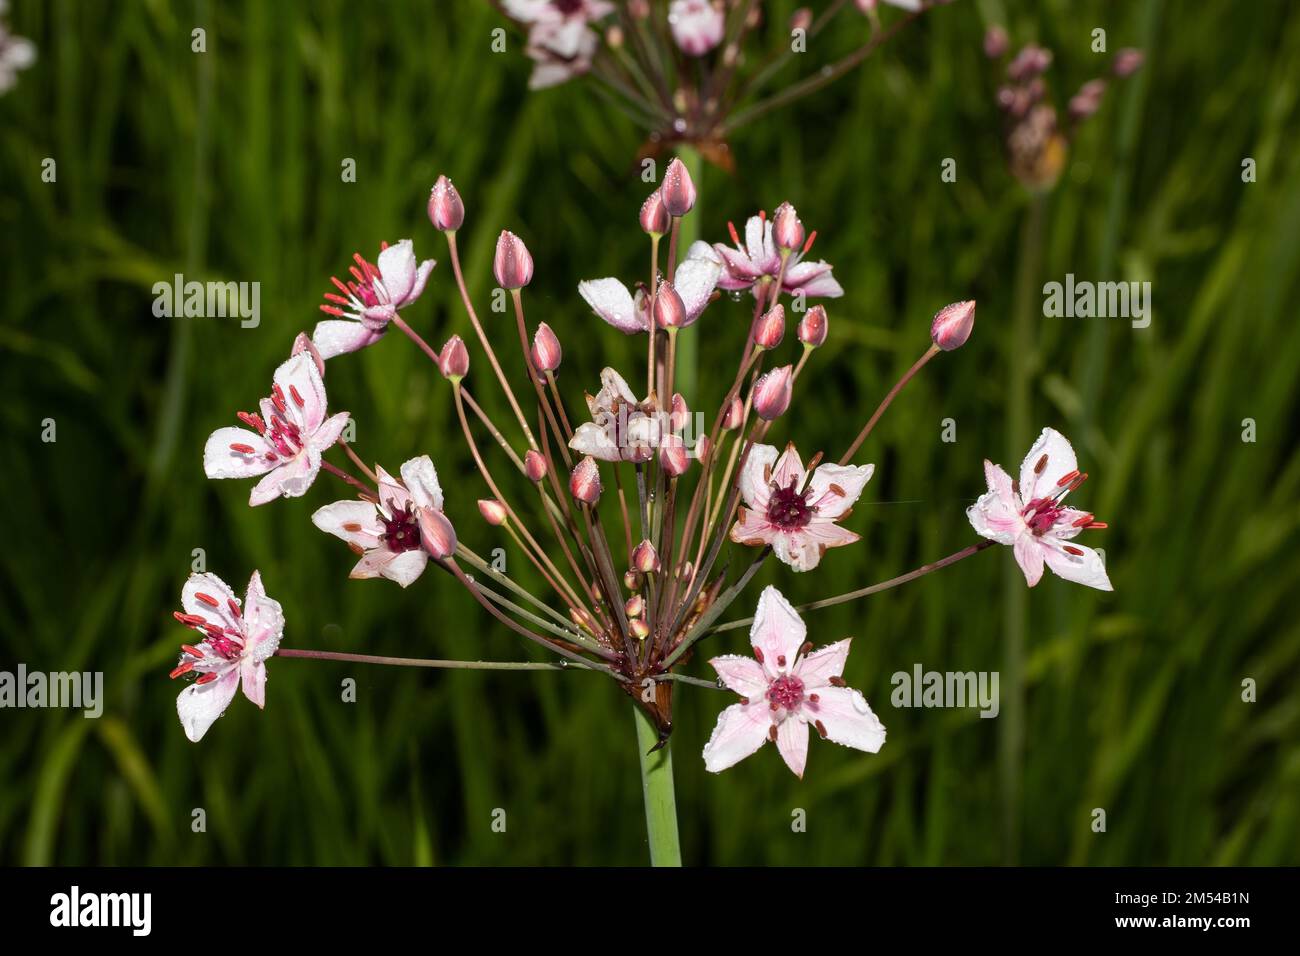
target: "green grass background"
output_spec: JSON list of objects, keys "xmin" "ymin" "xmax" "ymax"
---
[{"xmin": 1, "ymin": 0, "xmax": 1297, "ymax": 865}]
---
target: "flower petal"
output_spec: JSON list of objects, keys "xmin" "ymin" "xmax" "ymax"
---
[
  {"xmin": 772, "ymin": 521, "xmax": 859, "ymax": 572},
  {"xmin": 806, "ymin": 462, "xmax": 874, "ymax": 519},
  {"xmin": 806, "ymin": 686, "xmax": 886, "ymax": 754},
  {"xmin": 310, "ymin": 412, "xmax": 351, "ymax": 453},
  {"xmin": 376, "ymin": 239, "xmax": 418, "ymax": 305},
  {"xmin": 399, "ymin": 455, "xmax": 444, "ymax": 512},
  {"xmin": 242, "ymin": 570, "xmax": 284, "ymax": 663},
  {"xmin": 176, "ymin": 666, "xmax": 241, "ymax": 742},
  {"xmin": 568, "ymin": 421, "xmax": 623, "ymax": 461},
  {"xmin": 273, "ymin": 352, "xmax": 327, "ymax": 433},
  {"xmin": 775, "ymin": 718, "xmax": 809, "ymax": 778},
  {"xmin": 312, "ymin": 319, "xmax": 386, "ymax": 360},
  {"xmin": 1013, "ymin": 534, "xmax": 1046, "ymax": 586},
  {"xmin": 795, "ymin": 638, "xmax": 851, "ymax": 689},
  {"xmin": 578, "ymin": 278, "xmax": 644, "ymax": 334},
  {"xmin": 182, "ymin": 572, "xmax": 241, "ymax": 627},
  {"xmin": 702, "ymin": 700, "xmax": 771, "ymax": 773},
  {"xmin": 708, "ymin": 654, "xmax": 769, "ymax": 699},
  {"xmin": 203, "ymin": 427, "xmax": 277, "ymax": 480},
  {"xmin": 770, "ymin": 444, "xmax": 805, "ymax": 491},
  {"xmin": 312, "ymin": 499, "xmax": 384, "ymax": 549},
  {"xmin": 672, "ymin": 255, "xmax": 721, "ymax": 324},
  {"xmin": 1042, "ymin": 540, "xmax": 1113, "ymax": 591},
  {"xmin": 967, "ymin": 461, "xmax": 1022, "ymax": 544},
  {"xmin": 249, "ymin": 449, "xmax": 321, "ymax": 506},
  {"xmin": 749, "ymin": 585, "xmax": 806, "ymax": 676},
  {"xmin": 379, "ymin": 549, "xmax": 430, "ymax": 588},
  {"xmin": 783, "ymin": 260, "xmax": 844, "ymax": 298},
  {"xmin": 241, "ymin": 659, "xmax": 267, "ymax": 708},
  {"xmin": 1018, "ymin": 427, "xmax": 1078, "ymax": 504},
  {"xmin": 728, "ymin": 506, "xmax": 776, "ymax": 548},
  {"xmin": 739, "ymin": 443, "xmax": 779, "ymax": 509}
]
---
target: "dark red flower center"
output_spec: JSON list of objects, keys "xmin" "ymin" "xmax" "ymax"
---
[
  {"xmin": 765, "ymin": 479, "xmax": 814, "ymax": 531},
  {"xmin": 767, "ymin": 674, "xmax": 805, "ymax": 711},
  {"xmin": 382, "ymin": 500, "xmax": 422, "ymax": 553}
]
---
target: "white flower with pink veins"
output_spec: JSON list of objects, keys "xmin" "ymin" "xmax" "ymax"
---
[{"xmin": 703, "ymin": 586, "xmax": 886, "ymax": 777}]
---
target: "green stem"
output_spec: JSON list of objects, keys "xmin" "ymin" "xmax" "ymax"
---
[
  {"xmin": 633, "ymin": 704, "xmax": 682, "ymax": 867},
  {"xmin": 672, "ymin": 144, "xmax": 703, "ymax": 403}
]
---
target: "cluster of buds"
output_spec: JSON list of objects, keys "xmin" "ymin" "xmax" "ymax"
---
[
  {"xmin": 499, "ymin": 1, "xmax": 938, "ymax": 162},
  {"xmin": 178, "ymin": 160, "xmax": 1114, "ymax": 779},
  {"xmin": 986, "ymin": 26, "xmax": 1143, "ymax": 191}
]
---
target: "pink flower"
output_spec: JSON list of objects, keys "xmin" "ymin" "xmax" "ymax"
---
[
  {"xmin": 170, "ymin": 570, "xmax": 284, "ymax": 742},
  {"xmin": 703, "ymin": 586, "xmax": 886, "ymax": 777},
  {"xmin": 707, "ymin": 216, "xmax": 843, "ymax": 300},
  {"xmin": 578, "ymin": 247, "xmax": 719, "ymax": 334},
  {"xmin": 967, "ymin": 427, "xmax": 1113, "ymax": 591},
  {"xmin": 504, "ymin": 1, "xmax": 614, "ymax": 89},
  {"xmin": 314, "ymin": 240, "xmax": 435, "ymax": 360},
  {"xmin": 0, "ymin": 9, "xmax": 36, "ymax": 96},
  {"xmin": 730, "ymin": 443, "xmax": 873, "ymax": 571},
  {"xmin": 668, "ymin": 1, "xmax": 724, "ymax": 57},
  {"xmin": 311, "ymin": 456, "xmax": 453, "ymax": 587},
  {"xmin": 203, "ymin": 353, "xmax": 351, "ymax": 506},
  {"xmin": 569, "ymin": 368, "xmax": 661, "ymax": 462}
]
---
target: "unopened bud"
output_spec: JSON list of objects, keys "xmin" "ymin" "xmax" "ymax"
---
[
  {"xmin": 790, "ymin": 8, "xmax": 813, "ymax": 32},
  {"xmin": 417, "ymin": 508, "xmax": 457, "ymax": 559},
  {"xmin": 1068, "ymin": 79, "xmax": 1107, "ymax": 121},
  {"xmin": 428, "ymin": 176, "xmax": 464, "ymax": 231},
  {"xmin": 653, "ymin": 280, "xmax": 687, "ymax": 329},
  {"xmin": 524, "ymin": 449, "xmax": 548, "ymax": 482},
  {"xmin": 532, "ymin": 322, "xmax": 562, "ymax": 372},
  {"xmin": 669, "ymin": 393, "xmax": 690, "ymax": 432},
  {"xmin": 752, "ymin": 366, "xmax": 793, "ymax": 421},
  {"xmin": 632, "ymin": 539, "xmax": 660, "ymax": 574},
  {"xmin": 753, "ymin": 304, "xmax": 786, "ymax": 349},
  {"xmin": 660, "ymin": 157, "xmax": 696, "ymax": 217},
  {"xmin": 1112, "ymin": 48, "xmax": 1144, "ymax": 77},
  {"xmin": 493, "ymin": 230, "xmax": 533, "ymax": 290},
  {"xmin": 625, "ymin": 594, "xmax": 645, "ymax": 618},
  {"xmin": 439, "ymin": 335, "xmax": 469, "ymax": 379},
  {"xmin": 629, "ymin": 618, "xmax": 651, "ymax": 641},
  {"xmin": 569, "ymin": 456, "xmax": 601, "ymax": 504},
  {"xmin": 640, "ymin": 188, "xmax": 671, "ymax": 237},
  {"xmin": 798, "ymin": 304, "xmax": 828, "ymax": 348},
  {"xmin": 983, "ymin": 25, "xmax": 1009, "ymax": 59},
  {"xmin": 623, "ymin": 569, "xmax": 643, "ymax": 591},
  {"xmin": 772, "ymin": 203, "xmax": 805, "ymax": 252},
  {"xmin": 477, "ymin": 498, "xmax": 507, "ymax": 526},
  {"xmin": 660, "ymin": 436, "xmax": 689, "ymax": 477},
  {"xmin": 722, "ymin": 396, "xmax": 744, "ymax": 430},
  {"xmin": 694, "ymin": 434, "xmax": 711, "ymax": 462},
  {"xmin": 930, "ymin": 299, "xmax": 976, "ymax": 351}
]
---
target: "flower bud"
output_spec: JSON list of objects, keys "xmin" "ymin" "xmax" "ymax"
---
[
  {"xmin": 632, "ymin": 539, "xmax": 661, "ymax": 574},
  {"xmin": 640, "ymin": 188, "xmax": 671, "ymax": 237},
  {"xmin": 722, "ymin": 396, "xmax": 744, "ymax": 430},
  {"xmin": 493, "ymin": 230, "xmax": 533, "ymax": 290},
  {"xmin": 798, "ymin": 304, "xmax": 828, "ymax": 348},
  {"xmin": 625, "ymin": 594, "xmax": 645, "ymax": 618},
  {"xmin": 629, "ymin": 618, "xmax": 651, "ymax": 641},
  {"xmin": 669, "ymin": 393, "xmax": 690, "ymax": 432},
  {"xmin": 1112, "ymin": 48, "xmax": 1144, "ymax": 77},
  {"xmin": 532, "ymin": 322, "xmax": 562, "ymax": 372},
  {"xmin": 930, "ymin": 300, "xmax": 976, "ymax": 351},
  {"xmin": 660, "ymin": 157, "xmax": 696, "ymax": 217},
  {"xmin": 524, "ymin": 450, "xmax": 548, "ymax": 483},
  {"xmin": 417, "ymin": 508, "xmax": 457, "ymax": 560},
  {"xmin": 1068, "ymin": 79, "xmax": 1107, "ymax": 121},
  {"xmin": 753, "ymin": 304, "xmax": 786, "ymax": 349},
  {"xmin": 439, "ymin": 335, "xmax": 469, "ymax": 379},
  {"xmin": 772, "ymin": 203, "xmax": 805, "ymax": 252},
  {"xmin": 428, "ymin": 176, "xmax": 464, "ymax": 231},
  {"xmin": 660, "ymin": 436, "xmax": 689, "ymax": 477},
  {"xmin": 569, "ymin": 456, "xmax": 601, "ymax": 505},
  {"xmin": 752, "ymin": 366, "xmax": 793, "ymax": 421},
  {"xmin": 1007, "ymin": 44, "xmax": 1052, "ymax": 82},
  {"xmin": 653, "ymin": 280, "xmax": 687, "ymax": 329},
  {"xmin": 477, "ymin": 498, "xmax": 507, "ymax": 526},
  {"xmin": 694, "ymin": 434, "xmax": 711, "ymax": 462},
  {"xmin": 570, "ymin": 607, "xmax": 597, "ymax": 635},
  {"xmin": 983, "ymin": 25, "xmax": 1008, "ymax": 59},
  {"xmin": 623, "ymin": 568, "xmax": 643, "ymax": 591},
  {"xmin": 291, "ymin": 331, "xmax": 325, "ymax": 377},
  {"xmin": 790, "ymin": 8, "xmax": 813, "ymax": 32}
]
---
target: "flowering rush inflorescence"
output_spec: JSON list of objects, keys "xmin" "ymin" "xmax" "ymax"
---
[
  {"xmin": 498, "ymin": 0, "xmax": 937, "ymax": 164},
  {"xmin": 176, "ymin": 159, "xmax": 1113, "ymax": 783}
]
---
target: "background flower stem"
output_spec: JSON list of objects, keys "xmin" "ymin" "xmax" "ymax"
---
[{"xmin": 633, "ymin": 704, "xmax": 682, "ymax": 866}]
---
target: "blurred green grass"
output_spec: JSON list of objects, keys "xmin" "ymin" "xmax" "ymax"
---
[{"xmin": 0, "ymin": 0, "xmax": 1297, "ymax": 865}]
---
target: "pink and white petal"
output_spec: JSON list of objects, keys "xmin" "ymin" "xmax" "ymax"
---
[
  {"xmin": 349, "ymin": 547, "xmax": 396, "ymax": 580},
  {"xmin": 1018, "ymin": 427, "xmax": 1078, "ymax": 503},
  {"xmin": 795, "ymin": 638, "xmax": 851, "ymax": 689},
  {"xmin": 806, "ymin": 462, "xmax": 874, "ymax": 518},
  {"xmin": 784, "ymin": 260, "xmax": 844, "ymax": 298},
  {"xmin": 749, "ymin": 585, "xmax": 807, "ymax": 675},
  {"xmin": 729, "ymin": 507, "xmax": 777, "ymax": 548},
  {"xmin": 176, "ymin": 667, "xmax": 241, "ymax": 742},
  {"xmin": 1049, "ymin": 507, "xmax": 1093, "ymax": 541},
  {"xmin": 203, "ymin": 427, "xmax": 277, "ymax": 480},
  {"xmin": 744, "ymin": 216, "xmax": 777, "ymax": 272},
  {"xmin": 401, "ymin": 258, "xmax": 436, "ymax": 308},
  {"xmin": 712, "ymin": 243, "xmax": 762, "ymax": 284},
  {"xmin": 242, "ymin": 570, "xmax": 285, "ymax": 663},
  {"xmin": 1042, "ymin": 540, "xmax": 1113, "ymax": 591},
  {"xmin": 379, "ymin": 549, "xmax": 430, "ymax": 588},
  {"xmin": 182, "ymin": 572, "xmax": 241, "ymax": 627},
  {"xmin": 374, "ymin": 465, "xmax": 412, "ymax": 513},
  {"xmin": 399, "ymin": 455, "xmax": 444, "ymax": 512},
  {"xmin": 273, "ymin": 352, "xmax": 327, "ymax": 433},
  {"xmin": 673, "ymin": 256, "xmax": 721, "ymax": 324},
  {"xmin": 578, "ymin": 278, "xmax": 644, "ymax": 334},
  {"xmin": 248, "ymin": 450, "xmax": 320, "ymax": 506},
  {"xmin": 569, "ymin": 421, "xmax": 623, "ymax": 461},
  {"xmin": 686, "ymin": 240, "xmax": 721, "ymax": 264},
  {"xmin": 968, "ymin": 463, "xmax": 1023, "ymax": 544},
  {"xmin": 775, "ymin": 718, "xmax": 810, "ymax": 778},
  {"xmin": 241, "ymin": 659, "xmax": 267, "ymax": 709},
  {"xmin": 598, "ymin": 366, "xmax": 639, "ymax": 406},
  {"xmin": 310, "ymin": 411, "xmax": 351, "ymax": 452},
  {"xmin": 770, "ymin": 444, "xmax": 806, "ymax": 491},
  {"xmin": 312, "ymin": 319, "xmax": 385, "ymax": 360},
  {"xmin": 702, "ymin": 700, "xmax": 772, "ymax": 773},
  {"xmin": 778, "ymin": 521, "xmax": 860, "ymax": 573},
  {"xmin": 1012, "ymin": 534, "xmax": 1046, "ymax": 587},
  {"xmin": 739, "ymin": 443, "xmax": 780, "ymax": 509},
  {"xmin": 708, "ymin": 654, "xmax": 769, "ymax": 699},
  {"xmin": 806, "ymin": 686, "xmax": 886, "ymax": 754},
  {"xmin": 312, "ymin": 499, "xmax": 384, "ymax": 549},
  {"xmin": 376, "ymin": 239, "xmax": 418, "ymax": 305}
]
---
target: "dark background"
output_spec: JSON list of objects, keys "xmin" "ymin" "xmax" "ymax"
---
[{"xmin": 0, "ymin": 0, "xmax": 1297, "ymax": 864}]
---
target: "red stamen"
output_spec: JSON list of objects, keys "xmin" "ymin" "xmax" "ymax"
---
[
  {"xmin": 802, "ymin": 230, "xmax": 817, "ymax": 255},
  {"xmin": 727, "ymin": 220, "xmax": 742, "ymax": 246},
  {"xmin": 289, "ymin": 385, "xmax": 305, "ymax": 407},
  {"xmin": 1063, "ymin": 545, "xmax": 1085, "ymax": 556},
  {"xmin": 1034, "ymin": 454, "xmax": 1049, "ymax": 475},
  {"xmin": 1072, "ymin": 513, "xmax": 1095, "ymax": 527},
  {"xmin": 776, "ymin": 655, "xmax": 786, "ymax": 668},
  {"xmin": 815, "ymin": 720, "xmax": 828, "ymax": 739},
  {"xmin": 1057, "ymin": 469, "xmax": 1080, "ymax": 486},
  {"xmin": 195, "ymin": 672, "xmax": 219, "ymax": 685},
  {"xmin": 173, "ymin": 611, "xmax": 205, "ymax": 626},
  {"xmin": 227, "ymin": 598, "xmax": 242, "ymax": 619},
  {"xmin": 181, "ymin": 644, "xmax": 204, "ymax": 658},
  {"xmin": 319, "ymin": 304, "xmax": 343, "ymax": 316},
  {"xmin": 753, "ymin": 646, "xmax": 764, "ymax": 664},
  {"xmin": 229, "ymin": 443, "xmax": 256, "ymax": 455},
  {"xmin": 1086, "ymin": 521, "xmax": 1108, "ymax": 529},
  {"xmin": 169, "ymin": 662, "xmax": 194, "ymax": 679},
  {"xmin": 768, "ymin": 724, "xmax": 778, "ymax": 742},
  {"xmin": 194, "ymin": 592, "xmax": 220, "ymax": 607}
]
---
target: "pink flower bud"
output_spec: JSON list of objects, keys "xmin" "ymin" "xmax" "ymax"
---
[
  {"xmin": 670, "ymin": 393, "xmax": 690, "ymax": 432},
  {"xmin": 722, "ymin": 396, "xmax": 744, "ymax": 430},
  {"xmin": 291, "ymin": 331, "xmax": 325, "ymax": 377},
  {"xmin": 532, "ymin": 322, "xmax": 562, "ymax": 372},
  {"xmin": 623, "ymin": 568, "xmax": 643, "ymax": 591},
  {"xmin": 660, "ymin": 436, "xmax": 689, "ymax": 477},
  {"xmin": 694, "ymin": 434, "xmax": 711, "ymax": 462},
  {"xmin": 1007, "ymin": 44, "xmax": 1052, "ymax": 82},
  {"xmin": 752, "ymin": 366, "xmax": 793, "ymax": 421},
  {"xmin": 493, "ymin": 230, "xmax": 533, "ymax": 290},
  {"xmin": 632, "ymin": 539, "xmax": 661, "ymax": 574},
  {"xmin": 790, "ymin": 8, "xmax": 813, "ymax": 32},
  {"xmin": 983, "ymin": 25, "xmax": 1008, "ymax": 59},
  {"xmin": 570, "ymin": 607, "xmax": 597, "ymax": 634},
  {"xmin": 798, "ymin": 304, "xmax": 828, "ymax": 348},
  {"xmin": 570, "ymin": 456, "xmax": 601, "ymax": 505},
  {"xmin": 418, "ymin": 508, "xmax": 457, "ymax": 560},
  {"xmin": 438, "ymin": 335, "xmax": 469, "ymax": 379},
  {"xmin": 625, "ymin": 594, "xmax": 645, "ymax": 618},
  {"xmin": 1112, "ymin": 48, "xmax": 1144, "ymax": 77},
  {"xmin": 772, "ymin": 202, "xmax": 805, "ymax": 251},
  {"xmin": 660, "ymin": 157, "xmax": 696, "ymax": 217},
  {"xmin": 1068, "ymin": 79, "xmax": 1107, "ymax": 121},
  {"xmin": 428, "ymin": 175, "xmax": 464, "ymax": 231},
  {"xmin": 524, "ymin": 450, "xmax": 548, "ymax": 483},
  {"xmin": 640, "ymin": 188, "xmax": 671, "ymax": 236},
  {"xmin": 477, "ymin": 498, "xmax": 508, "ymax": 526},
  {"xmin": 930, "ymin": 300, "xmax": 976, "ymax": 351},
  {"xmin": 753, "ymin": 304, "xmax": 786, "ymax": 349},
  {"xmin": 653, "ymin": 280, "xmax": 687, "ymax": 329},
  {"xmin": 630, "ymin": 618, "xmax": 651, "ymax": 641}
]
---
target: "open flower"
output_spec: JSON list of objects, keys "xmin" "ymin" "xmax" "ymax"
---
[
  {"xmin": 314, "ymin": 239, "xmax": 435, "ymax": 359},
  {"xmin": 578, "ymin": 247, "xmax": 720, "ymax": 334},
  {"xmin": 203, "ymin": 353, "xmax": 351, "ymax": 506},
  {"xmin": 569, "ymin": 367, "xmax": 662, "ymax": 462},
  {"xmin": 504, "ymin": 0, "xmax": 613, "ymax": 89},
  {"xmin": 170, "ymin": 571, "xmax": 284, "ymax": 743},
  {"xmin": 669, "ymin": 0, "xmax": 725, "ymax": 57},
  {"xmin": 967, "ymin": 427, "xmax": 1112, "ymax": 590},
  {"xmin": 312, "ymin": 456, "xmax": 454, "ymax": 587},
  {"xmin": 707, "ymin": 215, "xmax": 843, "ymax": 300},
  {"xmin": 0, "ymin": 2, "xmax": 36, "ymax": 96},
  {"xmin": 703, "ymin": 586, "xmax": 886, "ymax": 777},
  {"xmin": 731, "ymin": 443, "xmax": 873, "ymax": 571}
]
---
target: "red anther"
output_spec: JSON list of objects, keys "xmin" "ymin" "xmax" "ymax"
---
[
  {"xmin": 173, "ymin": 611, "xmax": 206, "ymax": 626},
  {"xmin": 319, "ymin": 304, "xmax": 343, "ymax": 316},
  {"xmin": 1057, "ymin": 469, "xmax": 1080, "ymax": 486},
  {"xmin": 737, "ymin": 697, "xmax": 749, "ymax": 706},
  {"xmin": 753, "ymin": 646, "xmax": 764, "ymax": 664},
  {"xmin": 348, "ymin": 265, "xmax": 365, "ymax": 285},
  {"xmin": 727, "ymin": 220, "xmax": 742, "ymax": 246},
  {"xmin": 323, "ymin": 292, "xmax": 349, "ymax": 305},
  {"xmin": 1063, "ymin": 545, "xmax": 1085, "ymax": 556},
  {"xmin": 236, "ymin": 411, "xmax": 266, "ymax": 434},
  {"xmin": 829, "ymin": 676, "xmax": 846, "ymax": 687},
  {"xmin": 194, "ymin": 592, "xmax": 220, "ymax": 607},
  {"xmin": 776, "ymin": 655, "xmax": 786, "ymax": 668},
  {"xmin": 229, "ymin": 443, "xmax": 256, "ymax": 455},
  {"xmin": 759, "ymin": 209, "xmax": 767, "ymax": 223},
  {"xmin": 264, "ymin": 452, "xmax": 277, "ymax": 461},
  {"xmin": 227, "ymin": 598, "xmax": 242, "ymax": 619},
  {"xmin": 802, "ymin": 230, "xmax": 817, "ymax": 255},
  {"xmin": 1072, "ymin": 513, "xmax": 1095, "ymax": 527},
  {"xmin": 808, "ymin": 693, "xmax": 820, "ymax": 703},
  {"xmin": 169, "ymin": 662, "xmax": 194, "ymax": 679},
  {"xmin": 271, "ymin": 392, "xmax": 287, "ymax": 414},
  {"xmin": 1086, "ymin": 521, "xmax": 1108, "ymax": 529},
  {"xmin": 768, "ymin": 724, "xmax": 779, "ymax": 742},
  {"xmin": 194, "ymin": 672, "xmax": 219, "ymax": 685},
  {"xmin": 204, "ymin": 623, "xmax": 224, "ymax": 638},
  {"xmin": 815, "ymin": 720, "xmax": 828, "ymax": 739},
  {"xmin": 379, "ymin": 240, "xmax": 389, "ymax": 251},
  {"xmin": 330, "ymin": 276, "xmax": 351, "ymax": 296},
  {"xmin": 1034, "ymin": 454, "xmax": 1049, "ymax": 475},
  {"xmin": 289, "ymin": 385, "xmax": 305, "ymax": 407},
  {"xmin": 799, "ymin": 641, "xmax": 813, "ymax": 656},
  {"xmin": 181, "ymin": 644, "xmax": 204, "ymax": 658},
  {"xmin": 343, "ymin": 522, "xmax": 363, "ymax": 532}
]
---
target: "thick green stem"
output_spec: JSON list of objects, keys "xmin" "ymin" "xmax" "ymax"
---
[
  {"xmin": 633, "ymin": 704, "xmax": 682, "ymax": 867},
  {"xmin": 672, "ymin": 144, "xmax": 703, "ymax": 402}
]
